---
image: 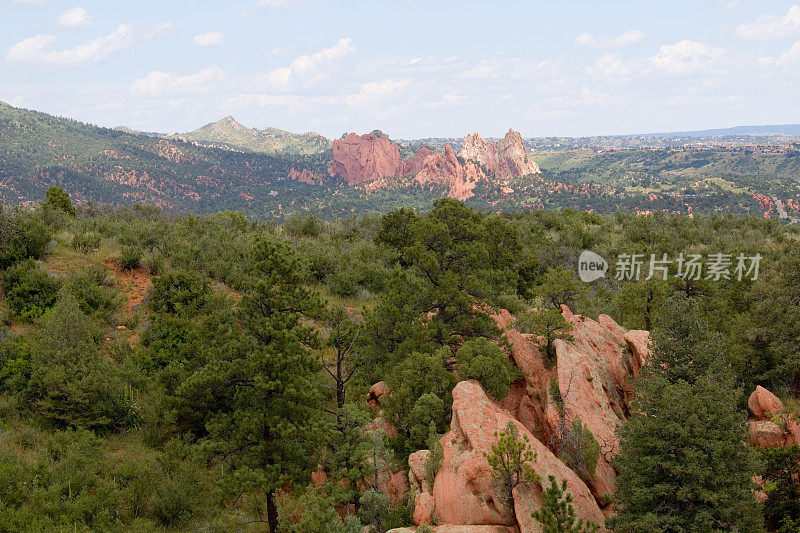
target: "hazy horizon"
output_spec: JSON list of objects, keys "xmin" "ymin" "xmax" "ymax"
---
[{"xmin": 2, "ymin": 0, "xmax": 800, "ymax": 139}]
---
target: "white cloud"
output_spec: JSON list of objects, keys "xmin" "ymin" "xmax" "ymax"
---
[
  {"xmin": 257, "ymin": 0, "xmax": 295, "ymax": 8},
  {"xmin": 759, "ymin": 40, "xmax": 800, "ymax": 67},
  {"xmin": 193, "ymin": 32, "xmax": 225, "ymax": 48},
  {"xmin": 345, "ymin": 78, "xmax": 409, "ymax": 109},
  {"xmin": 56, "ymin": 7, "xmax": 93, "ymax": 30},
  {"xmin": 265, "ymin": 45, "xmax": 292, "ymax": 56},
  {"xmin": 586, "ymin": 53, "xmax": 646, "ymax": 78},
  {"xmin": 573, "ymin": 30, "xmax": 646, "ymax": 49},
  {"xmin": 264, "ymin": 37, "xmax": 355, "ymax": 89},
  {"xmin": 725, "ymin": 0, "xmax": 741, "ymax": 12},
  {"xmin": 735, "ymin": 5, "xmax": 800, "ymax": 41},
  {"xmin": 131, "ymin": 66, "xmax": 228, "ymax": 97},
  {"xmin": 651, "ymin": 40, "xmax": 727, "ymax": 74},
  {"xmin": 4, "ymin": 23, "xmax": 173, "ymax": 67},
  {"xmin": 291, "ymin": 38, "xmax": 354, "ymax": 75},
  {"xmin": 5, "ymin": 25, "xmax": 135, "ymax": 66}
]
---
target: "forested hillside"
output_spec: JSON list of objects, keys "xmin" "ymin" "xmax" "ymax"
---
[
  {"xmin": 177, "ymin": 116, "xmax": 331, "ymax": 156},
  {"xmin": 4, "ymin": 101, "xmax": 800, "ymax": 220},
  {"xmin": 2, "ymin": 188, "xmax": 800, "ymax": 531}
]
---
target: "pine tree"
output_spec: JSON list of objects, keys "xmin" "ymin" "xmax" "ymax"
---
[
  {"xmin": 484, "ymin": 421, "xmax": 540, "ymax": 527},
  {"xmin": 532, "ymin": 475, "xmax": 598, "ymax": 533},
  {"xmin": 178, "ymin": 238, "xmax": 325, "ymax": 532},
  {"xmin": 610, "ymin": 295, "xmax": 762, "ymax": 532}
]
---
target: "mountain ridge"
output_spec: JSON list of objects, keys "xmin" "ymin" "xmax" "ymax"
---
[{"xmin": 175, "ymin": 116, "xmax": 331, "ymax": 156}]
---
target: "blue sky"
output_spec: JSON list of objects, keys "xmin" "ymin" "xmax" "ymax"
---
[{"xmin": 1, "ymin": 0, "xmax": 799, "ymax": 139}]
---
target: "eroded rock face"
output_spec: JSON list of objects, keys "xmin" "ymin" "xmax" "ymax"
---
[
  {"xmin": 414, "ymin": 145, "xmax": 486, "ymax": 201},
  {"xmin": 623, "ymin": 330, "xmax": 651, "ymax": 377},
  {"xmin": 402, "ymin": 147, "xmax": 435, "ymax": 175},
  {"xmin": 431, "ymin": 380, "xmax": 605, "ymax": 530},
  {"xmin": 460, "ymin": 130, "xmax": 540, "ymax": 180},
  {"xmin": 328, "ymin": 132, "xmax": 402, "ymax": 185},
  {"xmin": 410, "ymin": 307, "xmax": 652, "ymax": 528},
  {"xmin": 553, "ymin": 312, "xmax": 636, "ymax": 504}
]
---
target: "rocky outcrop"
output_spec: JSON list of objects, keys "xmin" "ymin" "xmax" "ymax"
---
[
  {"xmin": 425, "ymin": 380, "xmax": 606, "ymax": 530},
  {"xmin": 410, "ymin": 307, "xmax": 652, "ymax": 529},
  {"xmin": 328, "ymin": 131, "xmax": 402, "ymax": 185},
  {"xmin": 749, "ymin": 420, "xmax": 791, "ymax": 448},
  {"xmin": 402, "ymin": 147, "xmax": 435, "ymax": 175},
  {"xmin": 460, "ymin": 130, "xmax": 540, "ymax": 180},
  {"xmin": 623, "ymin": 330, "xmax": 651, "ymax": 377},
  {"xmin": 389, "ymin": 527, "xmax": 517, "ymax": 533},
  {"xmin": 746, "ymin": 385, "xmax": 800, "ymax": 450},
  {"xmin": 327, "ymin": 129, "xmax": 539, "ymax": 197},
  {"xmin": 414, "ymin": 145, "xmax": 487, "ymax": 201},
  {"xmin": 386, "ymin": 526, "xmax": 519, "ymax": 533}
]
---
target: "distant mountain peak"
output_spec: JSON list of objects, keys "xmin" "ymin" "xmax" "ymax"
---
[{"xmin": 180, "ymin": 116, "xmax": 330, "ymax": 156}]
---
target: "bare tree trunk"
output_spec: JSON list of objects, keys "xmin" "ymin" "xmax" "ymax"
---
[{"xmin": 266, "ymin": 489, "xmax": 278, "ymax": 533}]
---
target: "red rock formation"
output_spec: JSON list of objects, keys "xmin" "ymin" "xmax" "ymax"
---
[
  {"xmin": 414, "ymin": 145, "xmax": 486, "ymax": 201},
  {"xmin": 748, "ymin": 385, "xmax": 786, "ymax": 420},
  {"xmin": 328, "ymin": 131, "xmax": 402, "ymax": 185},
  {"xmin": 389, "ymin": 527, "xmax": 516, "ymax": 533},
  {"xmin": 623, "ymin": 330, "xmax": 651, "ymax": 377},
  {"xmin": 553, "ymin": 311, "xmax": 634, "ymax": 503},
  {"xmin": 749, "ymin": 420, "xmax": 791, "ymax": 448},
  {"xmin": 745, "ymin": 385, "xmax": 800, "ymax": 451},
  {"xmin": 429, "ymin": 380, "xmax": 606, "ymax": 530},
  {"xmin": 460, "ymin": 130, "xmax": 540, "ymax": 180},
  {"xmin": 402, "ymin": 147, "xmax": 435, "ymax": 175},
  {"xmin": 408, "ymin": 306, "xmax": 652, "ymax": 528}
]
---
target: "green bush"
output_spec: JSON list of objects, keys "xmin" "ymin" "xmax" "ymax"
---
[
  {"xmin": 456, "ymin": 337, "xmax": 513, "ymax": 399},
  {"xmin": 43, "ymin": 186, "xmax": 75, "ymax": 217},
  {"xmin": 0, "ymin": 211, "xmax": 51, "ymax": 269},
  {"xmin": 425, "ymin": 437, "xmax": 444, "ymax": 493},
  {"xmin": 149, "ymin": 270, "xmax": 211, "ymax": 316},
  {"xmin": 61, "ymin": 270, "xmax": 120, "ymax": 322},
  {"xmin": 1, "ymin": 259, "xmax": 60, "ymax": 320},
  {"xmin": 119, "ymin": 245, "xmax": 142, "ymax": 270},
  {"xmin": 0, "ymin": 332, "xmax": 33, "ymax": 390},
  {"xmin": 561, "ymin": 418, "xmax": 600, "ymax": 483},
  {"xmin": 28, "ymin": 295, "xmax": 127, "ymax": 429},
  {"xmin": 70, "ymin": 231, "xmax": 100, "ymax": 252}
]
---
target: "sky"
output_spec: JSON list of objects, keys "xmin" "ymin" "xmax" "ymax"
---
[{"xmin": 1, "ymin": 0, "xmax": 800, "ymax": 139}]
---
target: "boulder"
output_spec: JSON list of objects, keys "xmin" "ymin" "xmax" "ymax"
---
[
  {"xmin": 749, "ymin": 420, "xmax": 790, "ymax": 448},
  {"xmin": 748, "ymin": 385, "xmax": 786, "ymax": 421},
  {"xmin": 368, "ymin": 381, "xmax": 392, "ymax": 410},
  {"xmin": 328, "ymin": 131, "xmax": 402, "ymax": 185},
  {"xmin": 429, "ymin": 380, "xmax": 605, "ymax": 530},
  {"xmin": 414, "ymin": 492, "xmax": 435, "ymax": 525},
  {"xmin": 409, "ymin": 449, "xmax": 431, "ymax": 492}
]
